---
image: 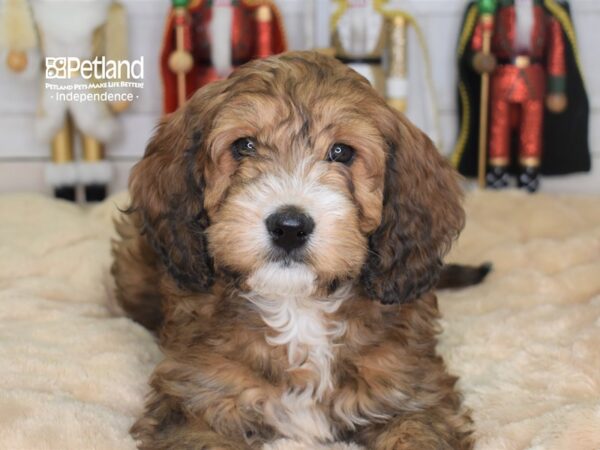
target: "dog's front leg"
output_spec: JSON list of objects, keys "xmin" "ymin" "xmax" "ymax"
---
[
  {"xmin": 355, "ymin": 412, "xmax": 473, "ymax": 450},
  {"xmin": 131, "ymin": 393, "xmax": 253, "ymax": 450}
]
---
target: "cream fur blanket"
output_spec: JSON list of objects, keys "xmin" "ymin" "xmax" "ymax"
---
[{"xmin": 0, "ymin": 191, "xmax": 599, "ymax": 450}]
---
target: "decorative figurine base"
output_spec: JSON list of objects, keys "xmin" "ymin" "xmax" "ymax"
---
[
  {"xmin": 54, "ymin": 186, "xmax": 77, "ymax": 202},
  {"xmin": 518, "ymin": 166, "xmax": 540, "ymax": 193},
  {"xmin": 485, "ymin": 165, "xmax": 509, "ymax": 189},
  {"xmin": 85, "ymin": 184, "xmax": 107, "ymax": 202}
]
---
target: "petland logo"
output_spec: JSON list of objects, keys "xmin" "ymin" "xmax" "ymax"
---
[
  {"xmin": 46, "ymin": 56, "xmax": 144, "ymax": 80},
  {"xmin": 45, "ymin": 56, "xmax": 144, "ymax": 104}
]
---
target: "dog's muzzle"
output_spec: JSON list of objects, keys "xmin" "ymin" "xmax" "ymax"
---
[{"xmin": 265, "ymin": 205, "xmax": 314, "ymax": 253}]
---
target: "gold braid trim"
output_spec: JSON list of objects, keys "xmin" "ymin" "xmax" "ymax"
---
[
  {"xmin": 330, "ymin": 0, "xmax": 348, "ymax": 30},
  {"xmin": 450, "ymin": 3, "xmax": 478, "ymax": 169},
  {"xmin": 451, "ymin": 83, "xmax": 473, "ymax": 168},
  {"xmin": 544, "ymin": 0, "xmax": 585, "ymax": 84},
  {"xmin": 458, "ymin": 3, "xmax": 479, "ymax": 58}
]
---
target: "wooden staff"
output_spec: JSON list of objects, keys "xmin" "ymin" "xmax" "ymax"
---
[
  {"xmin": 387, "ymin": 14, "xmax": 408, "ymax": 113},
  {"xmin": 477, "ymin": 0, "xmax": 497, "ymax": 188},
  {"xmin": 169, "ymin": 0, "xmax": 193, "ymax": 109}
]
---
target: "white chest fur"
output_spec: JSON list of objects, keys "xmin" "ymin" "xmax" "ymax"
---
[{"xmin": 245, "ymin": 263, "xmax": 349, "ymax": 443}]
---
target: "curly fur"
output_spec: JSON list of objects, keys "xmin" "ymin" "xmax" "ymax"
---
[{"xmin": 112, "ymin": 52, "xmax": 473, "ymax": 449}]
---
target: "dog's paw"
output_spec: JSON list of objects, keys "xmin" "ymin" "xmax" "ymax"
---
[{"xmin": 262, "ymin": 439, "xmax": 364, "ymax": 450}]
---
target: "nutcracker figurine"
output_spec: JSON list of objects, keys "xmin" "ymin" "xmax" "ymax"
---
[
  {"xmin": 0, "ymin": 0, "xmax": 129, "ymax": 202},
  {"xmin": 160, "ymin": 0, "xmax": 287, "ymax": 114},
  {"xmin": 330, "ymin": 0, "xmax": 441, "ymax": 144},
  {"xmin": 452, "ymin": 0, "xmax": 591, "ymax": 192}
]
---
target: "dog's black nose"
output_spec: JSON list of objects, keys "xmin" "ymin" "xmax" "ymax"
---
[{"xmin": 266, "ymin": 207, "xmax": 315, "ymax": 252}]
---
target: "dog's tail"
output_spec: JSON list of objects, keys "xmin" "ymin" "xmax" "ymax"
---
[{"xmin": 436, "ymin": 262, "xmax": 492, "ymax": 290}]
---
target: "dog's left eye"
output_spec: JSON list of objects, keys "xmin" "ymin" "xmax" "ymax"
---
[
  {"xmin": 326, "ymin": 143, "xmax": 355, "ymax": 165},
  {"xmin": 231, "ymin": 137, "xmax": 256, "ymax": 160}
]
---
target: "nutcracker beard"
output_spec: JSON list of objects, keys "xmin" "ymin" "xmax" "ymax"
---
[
  {"xmin": 209, "ymin": 4, "xmax": 233, "ymax": 78},
  {"xmin": 112, "ymin": 52, "xmax": 475, "ymax": 449},
  {"xmin": 453, "ymin": 0, "xmax": 591, "ymax": 192}
]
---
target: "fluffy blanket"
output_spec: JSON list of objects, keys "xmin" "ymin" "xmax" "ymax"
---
[{"xmin": 0, "ymin": 191, "xmax": 598, "ymax": 450}]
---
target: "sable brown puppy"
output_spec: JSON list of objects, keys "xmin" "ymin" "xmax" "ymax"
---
[{"xmin": 113, "ymin": 51, "xmax": 474, "ymax": 450}]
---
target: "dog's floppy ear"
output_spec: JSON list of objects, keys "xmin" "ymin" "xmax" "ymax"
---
[
  {"xmin": 128, "ymin": 85, "xmax": 225, "ymax": 292},
  {"xmin": 361, "ymin": 109, "xmax": 465, "ymax": 304}
]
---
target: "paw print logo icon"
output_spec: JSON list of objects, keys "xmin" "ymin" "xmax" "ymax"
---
[{"xmin": 46, "ymin": 57, "xmax": 67, "ymax": 79}]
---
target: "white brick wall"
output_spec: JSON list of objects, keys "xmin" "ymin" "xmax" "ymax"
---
[{"xmin": 0, "ymin": 0, "xmax": 597, "ymax": 195}]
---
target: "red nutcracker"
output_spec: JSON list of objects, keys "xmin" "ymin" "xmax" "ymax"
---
[
  {"xmin": 453, "ymin": 0, "xmax": 591, "ymax": 192},
  {"xmin": 160, "ymin": 0, "xmax": 287, "ymax": 113}
]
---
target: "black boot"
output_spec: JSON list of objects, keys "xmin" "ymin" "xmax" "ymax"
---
[
  {"xmin": 518, "ymin": 166, "xmax": 540, "ymax": 193},
  {"xmin": 486, "ymin": 165, "xmax": 509, "ymax": 189},
  {"xmin": 85, "ymin": 184, "xmax": 107, "ymax": 202},
  {"xmin": 54, "ymin": 186, "xmax": 76, "ymax": 202}
]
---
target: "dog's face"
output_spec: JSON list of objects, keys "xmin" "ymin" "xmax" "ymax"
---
[
  {"xmin": 203, "ymin": 65, "xmax": 390, "ymax": 298},
  {"xmin": 130, "ymin": 52, "xmax": 464, "ymax": 303}
]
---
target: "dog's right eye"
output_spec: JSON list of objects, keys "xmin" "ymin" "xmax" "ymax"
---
[
  {"xmin": 326, "ymin": 143, "xmax": 355, "ymax": 165},
  {"xmin": 231, "ymin": 138, "xmax": 256, "ymax": 160}
]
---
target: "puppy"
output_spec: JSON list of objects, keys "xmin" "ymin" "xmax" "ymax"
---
[{"xmin": 113, "ymin": 51, "xmax": 474, "ymax": 450}]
